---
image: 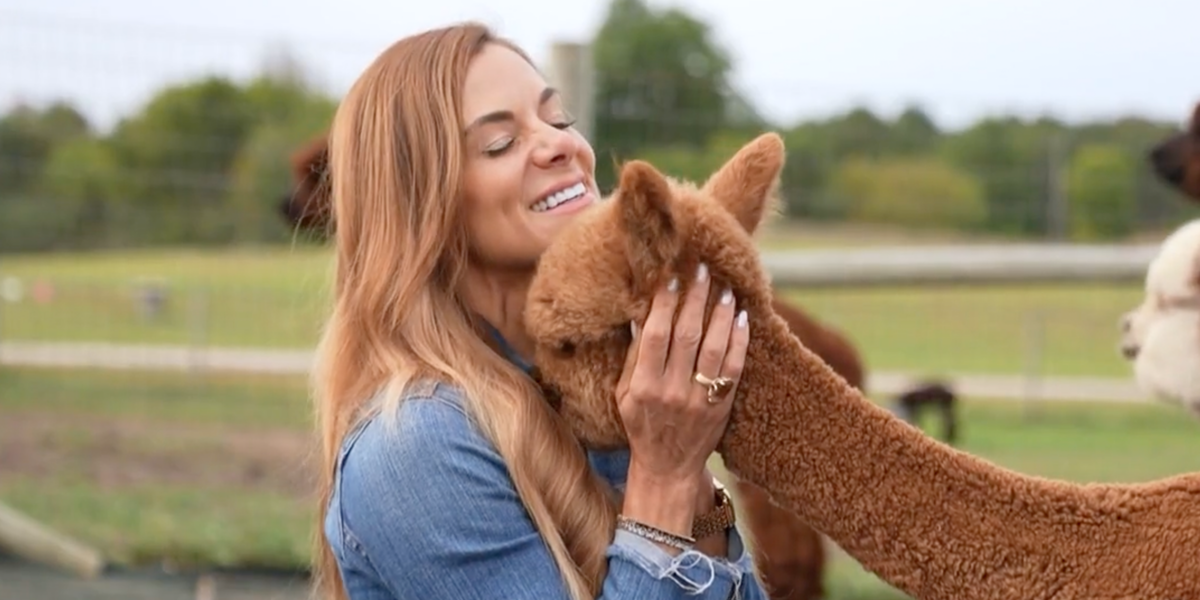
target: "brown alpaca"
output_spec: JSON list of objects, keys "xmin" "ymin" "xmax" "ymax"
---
[
  {"xmin": 278, "ymin": 135, "xmax": 332, "ymax": 233},
  {"xmin": 1148, "ymin": 101, "xmax": 1200, "ymax": 202},
  {"xmin": 524, "ymin": 132, "xmax": 1200, "ymax": 600},
  {"xmin": 892, "ymin": 380, "xmax": 959, "ymax": 446},
  {"xmin": 276, "ymin": 133, "xmax": 866, "ymax": 600}
]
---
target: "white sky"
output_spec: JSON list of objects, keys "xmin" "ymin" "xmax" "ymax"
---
[{"xmin": 1, "ymin": 0, "xmax": 1196, "ymax": 133}]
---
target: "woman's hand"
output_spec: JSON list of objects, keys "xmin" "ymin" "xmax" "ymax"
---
[{"xmin": 615, "ymin": 262, "xmax": 750, "ymax": 546}]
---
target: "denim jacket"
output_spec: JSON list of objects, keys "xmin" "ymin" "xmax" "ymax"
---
[{"xmin": 324, "ymin": 328, "xmax": 769, "ymax": 600}]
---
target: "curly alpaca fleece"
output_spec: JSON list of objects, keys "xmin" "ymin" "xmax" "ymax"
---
[
  {"xmin": 1119, "ymin": 218, "xmax": 1200, "ymax": 418},
  {"xmin": 524, "ymin": 132, "xmax": 1200, "ymax": 600},
  {"xmin": 275, "ymin": 133, "xmax": 865, "ymax": 600}
]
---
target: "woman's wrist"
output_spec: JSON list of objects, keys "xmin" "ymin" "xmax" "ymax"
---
[
  {"xmin": 621, "ymin": 466, "xmax": 704, "ymax": 553},
  {"xmin": 693, "ymin": 470, "xmax": 718, "ymax": 515}
]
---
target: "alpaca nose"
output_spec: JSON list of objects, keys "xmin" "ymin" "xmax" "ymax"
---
[{"xmin": 1120, "ymin": 343, "xmax": 1140, "ymax": 360}]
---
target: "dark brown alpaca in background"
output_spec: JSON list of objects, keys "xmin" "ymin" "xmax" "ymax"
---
[
  {"xmin": 278, "ymin": 132, "xmax": 869, "ymax": 600},
  {"xmin": 278, "ymin": 136, "xmax": 332, "ymax": 233},
  {"xmin": 1147, "ymin": 101, "xmax": 1200, "ymax": 203},
  {"xmin": 891, "ymin": 380, "xmax": 959, "ymax": 446}
]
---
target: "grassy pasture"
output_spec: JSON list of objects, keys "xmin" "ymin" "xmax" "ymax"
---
[{"xmin": 2, "ymin": 365, "xmax": 1196, "ymax": 599}]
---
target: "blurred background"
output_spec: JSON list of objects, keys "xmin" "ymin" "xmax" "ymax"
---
[{"xmin": 1, "ymin": 1, "xmax": 1198, "ymax": 598}]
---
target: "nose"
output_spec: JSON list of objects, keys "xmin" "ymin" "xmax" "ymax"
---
[
  {"xmin": 1120, "ymin": 343, "xmax": 1140, "ymax": 360},
  {"xmin": 530, "ymin": 125, "xmax": 577, "ymax": 168}
]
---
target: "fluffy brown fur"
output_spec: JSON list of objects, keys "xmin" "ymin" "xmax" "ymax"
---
[
  {"xmin": 1148, "ymin": 101, "xmax": 1200, "ymax": 202},
  {"xmin": 277, "ymin": 133, "xmax": 867, "ymax": 600},
  {"xmin": 525, "ymin": 132, "xmax": 1200, "ymax": 600},
  {"xmin": 279, "ymin": 135, "xmax": 332, "ymax": 233}
]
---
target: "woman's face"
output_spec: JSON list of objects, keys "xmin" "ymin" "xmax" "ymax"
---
[{"xmin": 459, "ymin": 42, "xmax": 600, "ymax": 272}]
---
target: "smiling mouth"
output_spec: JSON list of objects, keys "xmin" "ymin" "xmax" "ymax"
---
[{"xmin": 531, "ymin": 182, "xmax": 587, "ymax": 213}]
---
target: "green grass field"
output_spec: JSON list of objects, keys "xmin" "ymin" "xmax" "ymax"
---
[
  {"xmin": 2, "ymin": 365, "xmax": 1196, "ymax": 599},
  {"xmin": 0, "ymin": 228, "xmax": 1146, "ymax": 379}
]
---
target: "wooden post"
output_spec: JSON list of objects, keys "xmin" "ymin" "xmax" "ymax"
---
[
  {"xmin": 1020, "ymin": 310, "xmax": 1046, "ymax": 421},
  {"xmin": 544, "ymin": 41, "xmax": 596, "ymax": 142},
  {"xmin": 0, "ymin": 501, "xmax": 105, "ymax": 578}
]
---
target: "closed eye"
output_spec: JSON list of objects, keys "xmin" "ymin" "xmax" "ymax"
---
[{"xmin": 483, "ymin": 119, "xmax": 577, "ymax": 158}]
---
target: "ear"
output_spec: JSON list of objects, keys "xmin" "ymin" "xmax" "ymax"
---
[
  {"xmin": 617, "ymin": 160, "xmax": 681, "ymax": 292},
  {"xmin": 701, "ymin": 132, "xmax": 786, "ymax": 235}
]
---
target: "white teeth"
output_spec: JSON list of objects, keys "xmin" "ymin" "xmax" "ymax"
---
[{"xmin": 531, "ymin": 182, "xmax": 587, "ymax": 213}]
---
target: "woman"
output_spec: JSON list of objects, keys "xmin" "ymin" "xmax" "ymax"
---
[{"xmin": 314, "ymin": 22, "xmax": 765, "ymax": 600}]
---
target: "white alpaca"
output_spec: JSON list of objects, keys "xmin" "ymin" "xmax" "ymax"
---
[{"xmin": 1119, "ymin": 219, "xmax": 1200, "ymax": 417}]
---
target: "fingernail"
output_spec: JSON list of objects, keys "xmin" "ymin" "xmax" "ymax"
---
[
  {"xmin": 630, "ymin": 321, "xmax": 638, "ymax": 339},
  {"xmin": 720, "ymin": 289, "xmax": 734, "ymax": 305},
  {"xmin": 667, "ymin": 277, "xmax": 679, "ymax": 293},
  {"xmin": 696, "ymin": 263, "xmax": 708, "ymax": 282},
  {"xmin": 736, "ymin": 310, "xmax": 748, "ymax": 328}
]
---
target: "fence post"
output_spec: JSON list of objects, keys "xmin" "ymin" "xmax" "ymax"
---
[
  {"xmin": 1020, "ymin": 309, "xmax": 1046, "ymax": 421},
  {"xmin": 545, "ymin": 41, "xmax": 596, "ymax": 142},
  {"xmin": 0, "ymin": 274, "xmax": 6, "ymax": 367},
  {"xmin": 187, "ymin": 287, "xmax": 209, "ymax": 377}
]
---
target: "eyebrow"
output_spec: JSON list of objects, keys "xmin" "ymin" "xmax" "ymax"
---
[{"xmin": 463, "ymin": 87, "xmax": 560, "ymax": 135}]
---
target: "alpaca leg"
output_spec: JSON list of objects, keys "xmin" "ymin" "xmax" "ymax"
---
[{"xmin": 734, "ymin": 478, "xmax": 826, "ymax": 600}]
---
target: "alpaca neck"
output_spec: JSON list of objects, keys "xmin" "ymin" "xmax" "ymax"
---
[{"xmin": 717, "ymin": 311, "xmax": 1200, "ymax": 600}]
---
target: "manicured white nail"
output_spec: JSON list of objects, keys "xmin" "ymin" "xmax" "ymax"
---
[
  {"xmin": 736, "ymin": 310, "xmax": 748, "ymax": 328},
  {"xmin": 720, "ymin": 289, "xmax": 734, "ymax": 305},
  {"xmin": 667, "ymin": 277, "xmax": 679, "ymax": 293},
  {"xmin": 696, "ymin": 263, "xmax": 709, "ymax": 282},
  {"xmin": 630, "ymin": 321, "xmax": 638, "ymax": 339}
]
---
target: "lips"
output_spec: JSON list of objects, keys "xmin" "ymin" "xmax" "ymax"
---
[{"xmin": 531, "ymin": 181, "xmax": 588, "ymax": 213}]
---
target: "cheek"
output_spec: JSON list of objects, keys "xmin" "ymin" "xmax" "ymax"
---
[
  {"xmin": 571, "ymin": 131, "xmax": 596, "ymax": 172},
  {"xmin": 461, "ymin": 160, "xmax": 531, "ymax": 254},
  {"xmin": 463, "ymin": 160, "xmax": 524, "ymax": 218}
]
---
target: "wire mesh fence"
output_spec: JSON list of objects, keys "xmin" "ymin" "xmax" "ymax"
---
[{"xmin": 2, "ymin": 6, "xmax": 1198, "ymax": 600}]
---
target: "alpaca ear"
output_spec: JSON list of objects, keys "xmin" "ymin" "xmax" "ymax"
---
[
  {"xmin": 617, "ymin": 160, "xmax": 680, "ymax": 292},
  {"xmin": 701, "ymin": 132, "xmax": 786, "ymax": 235}
]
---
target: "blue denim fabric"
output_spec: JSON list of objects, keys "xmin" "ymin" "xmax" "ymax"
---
[{"xmin": 324, "ymin": 326, "xmax": 768, "ymax": 599}]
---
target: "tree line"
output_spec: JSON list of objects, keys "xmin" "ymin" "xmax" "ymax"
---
[{"xmin": 0, "ymin": 0, "xmax": 1192, "ymax": 254}]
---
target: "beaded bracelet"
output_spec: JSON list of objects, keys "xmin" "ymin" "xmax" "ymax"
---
[{"xmin": 616, "ymin": 515, "xmax": 696, "ymax": 552}]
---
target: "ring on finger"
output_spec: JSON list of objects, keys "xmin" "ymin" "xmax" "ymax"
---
[{"xmin": 694, "ymin": 372, "xmax": 736, "ymax": 404}]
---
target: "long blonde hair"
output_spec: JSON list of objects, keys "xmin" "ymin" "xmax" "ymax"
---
[{"xmin": 311, "ymin": 23, "xmax": 617, "ymax": 600}]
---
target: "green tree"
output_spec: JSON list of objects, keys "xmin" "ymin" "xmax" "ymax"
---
[
  {"xmin": 104, "ymin": 76, "xmax": 256, "ymax": 244},
  {"xmin": 1065, "ymin": 143, "xmax": 1137, "ymax": 241},
  {"xmin": 889, "ymin": 104, "xmax": 940, "ymax": 155},
  {"xmin": 828, "ymin": 155, "xmax": 987, "ymax": 230},
  {"xmin": 590, "ymin": 0, "xmax": 742, "ymax": 190},
  {"xmin": 0, "ymin": 101, "xmax": 91, "ymax": 199},
  {"xmin": 938, "ymin": 117, "xmax": 1058, "ymax": 235},
  {"xmin": 36, "ymin": 137, "xmax": 122, "ymax": 248}
]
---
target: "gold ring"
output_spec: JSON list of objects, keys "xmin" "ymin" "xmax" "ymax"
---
[{"xmin": 693, "ymin": 372, "xmax": 735, "ymax": 404}]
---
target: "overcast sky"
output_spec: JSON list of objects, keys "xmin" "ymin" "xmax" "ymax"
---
[{"xmin": 1, "ymin": 0, "xmax": 1196, "ymax": 133}]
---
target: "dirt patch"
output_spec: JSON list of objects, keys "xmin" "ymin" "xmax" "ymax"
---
[{"xmin": 0, "ymin": 411, "xmax": 316, "ymax": 497}]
